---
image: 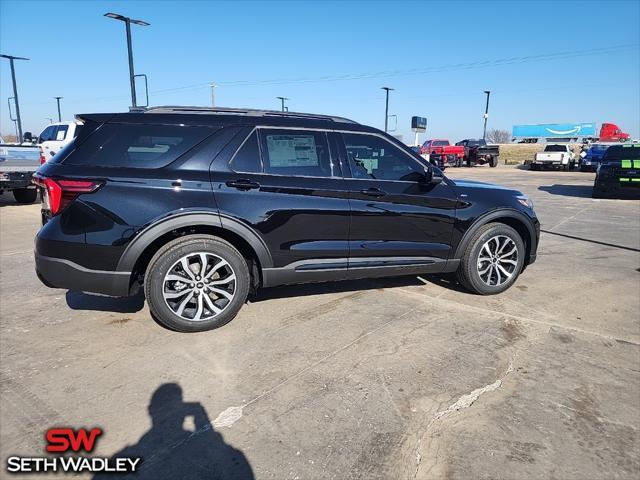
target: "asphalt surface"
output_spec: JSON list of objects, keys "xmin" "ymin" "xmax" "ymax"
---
[{"xmin": 1, "ymin": 165, "xmax": 639, "ymax": 479}]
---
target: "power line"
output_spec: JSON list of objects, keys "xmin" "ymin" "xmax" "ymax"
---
[{"xmin": 148, "ymin": 43, "xmax": 639, "ymax": 95}]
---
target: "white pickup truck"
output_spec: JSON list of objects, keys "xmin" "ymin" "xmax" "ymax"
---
[
  {"xmin": 0, "ymin": 136, "xmax": 41, "ymax": 203},
  {"xmin": 530, "ymin": 144, "xmax": 576, "ymax": 171},
  {"xmin": 38, "ymin": 121, "xmax": 83, "ymax": 162}
]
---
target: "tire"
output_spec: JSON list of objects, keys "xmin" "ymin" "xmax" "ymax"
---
[
  {"xmin": 489, "ymin": 156, "xmax": 497, "ymax": 167},
  {"xmin": 12, "ymin": 187, "xmax": 37, "ymax": 204},
  {"xmin": 144, "ymin": 234, "xmax": 250, "ymax": 332},
  {"xmin": 456, "ymin": 223, "xmax": 525, "ymax": 295},
  {"xmin": 563, "ymin": 163, "xmax": 569, "ymax": 172},
  {"xmin": 530, "ymin": 163, "xmax": 538, "ymax": 171}
]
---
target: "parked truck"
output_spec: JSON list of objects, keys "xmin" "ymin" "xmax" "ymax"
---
[
  {"xmin": 529, "ymin": 144, "xmax": 576, "ymax": 171},
  {"xmin": 455, "ymin": 139, "xmax": 500, "ymax": 167},
  {"xmin": 0, "ymin": 136, "xmax": 41, "ymax": 203},
  {"xmin": 512, "ymin": 122, "xmax": 629, "ymax": 144},
  {"xmin": 420, "ymin": 139, "xmax": 464, "ymax": 168}
]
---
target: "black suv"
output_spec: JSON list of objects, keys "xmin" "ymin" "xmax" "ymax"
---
[{"xmin": 34, "ymin": 107, "xmax": 539, "ymax": 332}]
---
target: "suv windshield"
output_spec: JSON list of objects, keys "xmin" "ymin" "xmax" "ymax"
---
[{"xmin": 433, "ymin": 141, "xmax": 449, "ymax": 146}]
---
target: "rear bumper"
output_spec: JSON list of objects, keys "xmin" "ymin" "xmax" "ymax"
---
[
  {"xmin": 35, "ymin": 253, "xmax": 131, "ymax": 296},
  {"xmin": 0, "ymin": 170, "xmax": 36, "ymax": 190}
]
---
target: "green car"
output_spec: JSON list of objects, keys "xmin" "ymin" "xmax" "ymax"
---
[{"xmin": 592, "ymin": 144, "xmax": 640, "ymax": 199}]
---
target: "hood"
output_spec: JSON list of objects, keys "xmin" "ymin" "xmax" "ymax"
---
[
  {"xmin": 452, "ymin": 178, "xmax": 523, "ymax": 200},
  {"xmin": 452, "ymin": 179, "xmax": 519, "ymax": 192}
]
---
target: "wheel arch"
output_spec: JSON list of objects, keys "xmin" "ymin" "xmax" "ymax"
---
[
  {"xmin": 453, "ymin": 209, "xmax": 537, "ymax": 266},
  {"xmin": 117, "ymin": 212, "xmax": 272, "ymax": 293}
]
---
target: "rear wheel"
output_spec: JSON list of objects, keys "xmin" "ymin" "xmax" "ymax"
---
[
  {"xmin": 144, "ymin": 235, "xmax": 250, "ymax": 332},
  {"xmin": 13, "ymin": 187, "xmax": 37, "ymax": 204},
  {"xmin": 456, "ymin": 223, "xmax": 525, "ymax": 295}
]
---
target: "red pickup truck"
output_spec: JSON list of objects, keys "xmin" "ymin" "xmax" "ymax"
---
[{"xmin": 420, "ymin": 139, "xmax": 465, "ymax": 167}]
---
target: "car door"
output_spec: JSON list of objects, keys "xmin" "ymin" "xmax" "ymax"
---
[
  {"xmin": 211, "ymin": 126, "xmax": 352, "ymax": 285},
  {"xmin": 338, "ymin": 131, "xmax": 458, "ymax": 273}
]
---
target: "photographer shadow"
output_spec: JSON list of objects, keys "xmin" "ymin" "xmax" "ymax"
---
[{"xmin": 94, "ymin": 383, "xmax": 253, "ymax": 479}]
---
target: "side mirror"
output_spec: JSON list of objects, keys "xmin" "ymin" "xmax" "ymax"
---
[{"xmin": 423, "ymin": 166, "xmax": 443, "ymax": 184}]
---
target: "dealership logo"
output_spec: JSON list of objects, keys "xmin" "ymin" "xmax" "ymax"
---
[{"xmin": 6, "ymin": 427, "xmax": 141, "ymax": 474}]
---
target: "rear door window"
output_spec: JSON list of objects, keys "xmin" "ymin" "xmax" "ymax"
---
[
  {"xmin": 230, "ymin": 131, "xmax": 262, "ymax": 173},
  {"xmin": 63, "ymin": 123, "xmax": 214, "ymax": 168},
  {"xmin": 258, "ymin": 129, "xmax": 336, "ymax": 177}
]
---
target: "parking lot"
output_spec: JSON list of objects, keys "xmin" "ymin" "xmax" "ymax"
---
[{"xmin": 1, "ymin": 165, "xmax": 639, "ymax": 479}]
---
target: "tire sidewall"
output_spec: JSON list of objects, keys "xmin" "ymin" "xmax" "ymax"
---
[
  {"xmin": 145, "ymin": 236, "xmax": 250, "ymax": 332},
  {"xmin": 465, "ymin": 225, "xmax": 525, "ymax": 295}
]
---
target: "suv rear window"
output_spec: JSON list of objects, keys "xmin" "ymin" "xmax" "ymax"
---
[
  {"xmin": 63, "ymin": 123, "xmax": 214, "ymax": 168},
  {"xmin": 544, "ymin": 145, "xmax": 567, "ymax": 152}
]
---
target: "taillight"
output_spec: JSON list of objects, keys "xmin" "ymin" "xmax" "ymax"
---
[
  {"xmin": 33, "ymin": 176, "xmax": 102, "ymax": 215},
  {"xmin": 39, "ymin": 151, "xmax": 47, "ymax": 165}
]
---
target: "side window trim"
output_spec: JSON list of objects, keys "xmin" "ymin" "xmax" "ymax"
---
[{"xmin": 339, "ymin": 131, "xmax": 427, "ymax": 183}]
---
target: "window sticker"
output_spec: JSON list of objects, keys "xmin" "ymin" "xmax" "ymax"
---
[{"xmin": 266, "ymin": 135, "xmax": 319, "ymax": 167}]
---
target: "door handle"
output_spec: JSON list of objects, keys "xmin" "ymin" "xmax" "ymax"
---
[
  {"xmin": 226, "ymin": 179, "xmax": 261, "ymax": 190},
  {"xmin": 360, "ymin": 187, "xmax": 386, "ymax": 198}
]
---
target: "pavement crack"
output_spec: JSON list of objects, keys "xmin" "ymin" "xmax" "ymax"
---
[{"xmin": 412, "ymin": 358, "xmax": 515, "ymax": 479}]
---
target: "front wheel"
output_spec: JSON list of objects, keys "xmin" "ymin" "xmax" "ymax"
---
[
  {"xmin": 489, "ymin": 156, "xmax": 497, "ymax": 167},
  {"xmin": 144, "ymin": 234, "xmax": 250, "ymax": 332},
  {"xmin": 13, "ymin": 187, "xmax": 38, "ymax": 204},
  {"xmin": 456, "ymin": 223, "xmax": 525, "ymax": 295}
]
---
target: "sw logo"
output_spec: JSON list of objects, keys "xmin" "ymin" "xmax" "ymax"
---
[
  {"xmin": 46, "ymin": 427, "xmax": 103, "ymax": 453},
  {"xmin": 6, "ymin": 427, "xmax": 141, "ymax": 474}
]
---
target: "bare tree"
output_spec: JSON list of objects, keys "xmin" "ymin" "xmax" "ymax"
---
[{"xmin": 486, "ymin": 129, "xmax": 511, "ymax": 144}]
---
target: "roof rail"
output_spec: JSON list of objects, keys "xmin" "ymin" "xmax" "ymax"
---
[{"xmin": 137, "ymin": 105, "xmax": 358, "ymax": 124}]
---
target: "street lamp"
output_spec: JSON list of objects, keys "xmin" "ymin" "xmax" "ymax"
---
[
  {"xmin": 104, "ymin": 12, "xmax": 150, "ymax": 108},
  {"xmin": 54, "ymin": 96, "xmax": 63, "ymax": 122},
  {"xmin": 381, "ymin": 87, "xmax": 394, "ymax": 133},
  {"xmin": 482, "ymin": 90, "xmax": 491, "ymax": 141},
  {"xmin": 276, "ymin": 96, "xmax": 289, "ymax": 112},
  {"xmin": 1, "ymin": 54, "xmax": 29, "ymax": 143},
  {"xmin": 210, "ymin": 83, "xmax": 218, "ymax": 107}
]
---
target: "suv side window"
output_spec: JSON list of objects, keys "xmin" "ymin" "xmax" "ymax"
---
[
  {"xmin": 230, "ymin": 130, "xmax": 262, "ymax": 173},
  {"xmin": 343, "ymin": 133, "xmax": 424, "ymax": 182},
  {"xmin": 63, "ymin": 123, "xmax": 214, "ymax": 168},
  {"xmin": 259, "ymin": 129, "xmax": 336, "ymax": 177}
]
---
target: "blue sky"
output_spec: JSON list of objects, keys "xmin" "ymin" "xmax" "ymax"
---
[{"xmin": 1, "ymin": 0, "xmax": 639, "ymax": 142}]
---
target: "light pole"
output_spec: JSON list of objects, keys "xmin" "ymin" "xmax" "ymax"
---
[
  {"xmin": 381, "ymin": 87, "xmax": 394, "ymax": 133},
  {"xmin": 482, "ymin": 90, "xmax": 491, "ymax": 141},
  {"xmin": 1, "ymin": 54, "xmax": 29, "ymax": 143},
  {"xmin": 104, "ymin": 12, "xmax": 149, "ymax": 108},
  {"xmin": 54, "ymin": 96, "xmax": 63, "ymax": 122},
  {"xmin": 276, "ymin": 96, "xmax": 289, "ymax": 112},
  {"xmin": 45, "ymin": 118, "xmax": 53, "ymax": 124},
  {"xmin": 210, "ymin": 83, "xmax": 218, "ymax": 107}
]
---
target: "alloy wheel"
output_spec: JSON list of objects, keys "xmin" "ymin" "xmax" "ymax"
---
[
  {"xmin": 477, "ymin": 235, "xmax": 519, "ymax": 287},
  {"xmin": 162, "ymin": 252, "xmax": 236, "ymax": 321}
]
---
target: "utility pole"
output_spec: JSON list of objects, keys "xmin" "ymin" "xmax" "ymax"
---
[
  {"xmin": 54, "ymin": 96, "xmax": 63, "ymax": 122},
  {"xmin": 482, "ymin": 90, "xmax": 491, "ymax": 141},
  {"xmin": 104, "ymin": 13, "xmax": 150, "ymax": 108},
  {"xmin": 1, "ymin": 54, "xmax": 29, "ymax": 143},
  {"xmin": 276, "ymin": 96, "xmax": 289, "ymax": 112},
  {"xmin": 381, "ymin": 87, "xmax": 394, "ymax": 133},
  {"xmin": 210, "ymin": 83, "xmax": 218, "ymax": 107}
]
